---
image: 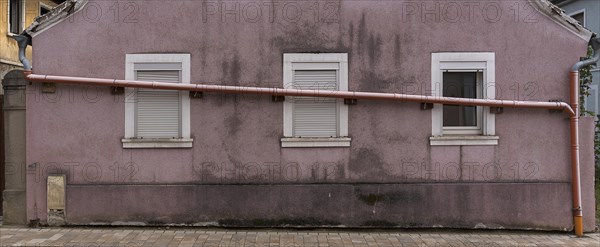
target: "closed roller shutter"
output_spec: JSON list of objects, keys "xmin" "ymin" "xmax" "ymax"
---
[
  {"xmin": 292, "ymin": 70, "xmax": 338, "ymax": 137},
  {"xmin": 135, "ymin": 70, "xmax": 181, "ymax": 138}
]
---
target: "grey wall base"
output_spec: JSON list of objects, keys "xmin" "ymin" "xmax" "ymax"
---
[
  {"xmin": 65, "ymin": 183, "xmax": 595, "ymax": 232},
  {"xmin": 2, "ymin": 70, "xmax": 27, "ymax": 225},
  {"xmin": 2, "ymin": 189, "xmax": 26, "ymax": 225}
]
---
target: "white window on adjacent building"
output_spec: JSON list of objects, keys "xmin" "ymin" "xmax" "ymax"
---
[
  {"xmin": 122, "ymin": 54, "xmax": 192, "ymax": 148},
  {"xmin": 568, "ymin": 9, "xmax": 585, "ymax": 27},
  {"xmin": 430, "ymin": 52, "xmax": 498, "ymax": 146},
  {"xmin": 281, "ymin": 53, "xmax": 350, "ymax": 147},
  {"xmin": 8, "ymin": 0, "xmax": 24, "ymax": 34}
]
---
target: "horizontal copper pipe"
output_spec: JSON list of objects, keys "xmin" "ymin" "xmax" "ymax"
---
[{"xmin": 26, "ymin": 74, "xmax": 575, "ymax": 116}]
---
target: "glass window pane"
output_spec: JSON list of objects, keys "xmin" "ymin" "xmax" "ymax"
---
[
  {"xmin": 9, "ymin": 0, "xmax": 22, "ymax": 34},
  {"xmin": 443, "ymin": 72, "xmax": 478, "ymax": 127}
]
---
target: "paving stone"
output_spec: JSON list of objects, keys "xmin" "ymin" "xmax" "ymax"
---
[{"xmin": 1, "ymin": 227, "xmax": 599, "ymax": 246}]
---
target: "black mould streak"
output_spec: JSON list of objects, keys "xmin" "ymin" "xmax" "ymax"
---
[{"xmin": 394, "ymin": 34, "xmax": 401, "ymax": 66}]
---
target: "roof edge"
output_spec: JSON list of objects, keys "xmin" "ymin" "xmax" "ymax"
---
[
  {"xmin": 529, "ymin": 0, "xmax": 594, "ymax": 42},
  {"xmin": 23, "ymin": 0, "xmax": 595, "ymax": 43},
  {"xmin": 24, "ymin": 0, "xmax": 88, "ymax": 39}
]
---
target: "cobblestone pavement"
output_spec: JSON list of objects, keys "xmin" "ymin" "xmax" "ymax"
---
[{"xmin": 0, "ymin": 226, "xmax": 599, "ymax": 247}]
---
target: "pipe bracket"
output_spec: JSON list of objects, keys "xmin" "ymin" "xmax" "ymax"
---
[
  {"xmin": 490, "ymin": 107, "xmax": 503, "ymax": 114},
  {"xmin": 190, "ymin": 91, "xmax": 203, "ymax": 99},
  {"xmin": 110, "ymin": 86, "xmax": 124, "ymax": 95},
  {"xmin": 344, "ymin": 98, "xmax": 357, "ymax": 105},
  {"xmin": 272, "ymin": 95, "xmax": 285, "ymax": 102},
  {"xmin": 41, "ymin": 83, "xmax": 56, "ymax": 94},
  {"xmin": 421, "ymin": 102, "xmax": 433, "ymax": 110}
]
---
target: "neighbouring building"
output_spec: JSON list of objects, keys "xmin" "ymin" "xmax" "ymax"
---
[
  {"xmin": 0, "ymin": 0, "xmax": 63, "ymax": 218},
  {"xmin": 552, "ymin": 0, "xmax": 600, "ymax": 116},
  {"xmin": 1, "ymin": 0, "xmax": 62, "ymax": 83},
  {"xmin": 2, "ymin": 0, "xmax": 598, "ymax": 233}
]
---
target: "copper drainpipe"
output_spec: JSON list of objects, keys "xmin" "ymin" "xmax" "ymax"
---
[
  {"xmin": 25, "ymin": 74, "xmax": 575, "ymax": 115},
  {"xmin": 23, "ymin": 50, "xmax": 594, "ymax": 235},
  {"xmin": 569, "ymin": 70, "xmax": 584, "ymax": 237},
  {"xmin": 22, "ymin": 72, "xmax": 581, "ymax": 232},
  {"xmin": 569, "ymin": 37, "xmax": 600, "ymax": 237}
]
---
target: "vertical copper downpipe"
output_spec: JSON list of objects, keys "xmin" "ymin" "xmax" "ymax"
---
[
  {"xmin": 569, "ymin": 37, "xmax": 600, "ymax": 237},
  {"xmin": 570, "ymin": 71, "xmax": 583, "ymax": 237}
]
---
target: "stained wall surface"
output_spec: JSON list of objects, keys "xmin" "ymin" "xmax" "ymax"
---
[{"xmin": 26, "ymin": 0, "xmax": 595, "ymax": 230}]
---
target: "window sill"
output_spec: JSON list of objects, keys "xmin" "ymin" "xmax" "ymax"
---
[
  {"xmin": 429, "ymin": 136, "xmax": 499, "ymax": 146},
  {"xmin": 281, "ymin": 137, "xmax": 351, "ymax": 148},
  {"xmin": 121, "ymin": 138, "xmax": 193, "ymax": 149}
]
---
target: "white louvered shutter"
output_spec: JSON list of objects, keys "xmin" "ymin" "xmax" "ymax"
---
[
  {"xmin": 292, "ymin": 70, "xmax": 338, "ymax": 137},
  {"xmin": 135, "ymin": 70, "xmax": 181, "ymax": 138}
]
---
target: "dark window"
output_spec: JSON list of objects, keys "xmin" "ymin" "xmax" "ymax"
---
[
  {"xmin": 40, "ymin": 5, "xmax": 51, "ymax": 16},
  {"xmin": 9, "ymin": 0, "xmax": 22, "ymax": 34},
  {"xmin": 571, "ymin": 12, "xmax": 584, "ymax": 26},
  {"xmin": 443, "ymin": 72, "xmax": 479, "ymax": 127}
]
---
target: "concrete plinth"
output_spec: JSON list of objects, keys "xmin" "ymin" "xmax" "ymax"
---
[{"xmin": 2, "ymin": 70, "xmax": 27, "ymax": 225}]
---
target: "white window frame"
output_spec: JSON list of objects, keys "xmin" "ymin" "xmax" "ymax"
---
[
  {"xmin": 430, "ymin": 52, "xmax": 498, "ymax": 146},
  {"xmin": 122, "ymin": 54, "xmax": 192, "ymax": 148},
  {"xmin": 7, "ymin": 0, "xmax": 25, "ymax": 35},
  {"xmin": 281, "ymin": 53, "xmax": 350, "ymax": 148},
  {"xmin": 568, "ymin": 9, "xmax": 586, "ymax": 27}
]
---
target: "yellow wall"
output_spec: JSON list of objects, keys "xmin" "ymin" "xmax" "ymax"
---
[{"xmin": 1, "ymin": 0, "xmax": 58, "ymax": 66}]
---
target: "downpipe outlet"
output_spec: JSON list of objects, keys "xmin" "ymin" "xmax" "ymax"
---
[{"xmin": 10, "ymin": 34, "xmax": 32, "ymax": 71}]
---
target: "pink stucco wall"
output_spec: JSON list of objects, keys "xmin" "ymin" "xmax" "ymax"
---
[{"xmin": 25, "ymin": 0, "xmax": 595, "ymax": 230}]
